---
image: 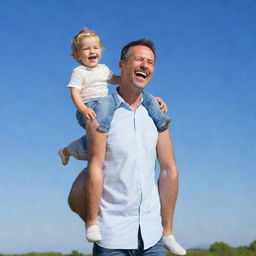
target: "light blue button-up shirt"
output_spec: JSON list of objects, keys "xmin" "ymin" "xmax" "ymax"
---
[{"xmin": 97, "ymin": 90, "xmax": 163, "ymax": 249}]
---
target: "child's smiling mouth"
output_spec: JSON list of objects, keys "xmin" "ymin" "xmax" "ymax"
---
[{"xmin": 88, "ymin": 56, "xmax": 97, "ymax": 60}]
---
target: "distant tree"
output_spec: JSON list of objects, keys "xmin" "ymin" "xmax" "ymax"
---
[
  {"xmin": 236, "ymin": 246, "xmax": 255, "ymax": 256},
  {"xmin": 210, "ymin": 242, "xmax": 232, "ymax": 252},
  {"xmin": 249, "ymin": 241, "xmax": 256, "ymax": 252},
  {"xmin": 238, "ymin": 246, "xmax": 250, "ymax": 250},
  {"xmin": 70, "ymin": 251, "xmax": 83, "ymax": 256}
]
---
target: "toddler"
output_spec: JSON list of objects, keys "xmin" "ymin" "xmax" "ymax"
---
[{"xmin": 59, "ymin": 28, "xmax": 170, "ymax": 243}]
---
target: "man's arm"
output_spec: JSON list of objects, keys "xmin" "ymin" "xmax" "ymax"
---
[
  {"xmin": 108, "ymin": 75, "xmax": 121, "ymax": 85},
  {"xmin": 157, "ymin": 128, "xmax": 179, "ymax": 236}
]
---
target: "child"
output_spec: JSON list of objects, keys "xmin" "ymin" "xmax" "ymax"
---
[{"xmin": 59, "ymin": 28, "xmax": 170, "ymax": 243}]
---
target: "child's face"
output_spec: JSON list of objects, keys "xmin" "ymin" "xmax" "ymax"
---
[{"xmin": 77, "ymin": 36, "xmax": 102, "ymax": 68}]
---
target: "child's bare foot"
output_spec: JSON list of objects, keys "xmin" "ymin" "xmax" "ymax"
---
[
  {"xmin": 58, "ymin": 148, "xmax": 70, "ymax": 165},
  {"xmin": 86, "ymin": 224, "xmax": 102, "ymax": 242}
]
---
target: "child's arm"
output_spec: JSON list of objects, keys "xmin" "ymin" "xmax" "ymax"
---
[
  {"xmin": 70, "ymin": 87, "xmax": 96, "ymax": 121},
  {"xmin": 156, "ymin": 96, "xmax": 168, "ymax": 113},
  {"xmin": 108, "ymin": 75, "xmax": 121, "ymax": 85}
]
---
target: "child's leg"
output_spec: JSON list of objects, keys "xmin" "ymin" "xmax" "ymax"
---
[
  {"xmin": 61, "ymin": 94, "xmax": 115, "ymax": 166},
  {"xmin": 58, "ymin": 136, "xmax": 88, "ymax": 165},
  {"xmin": 142, "ymin": 92, "xmax": 171, "ymax": 132},
  {"xmin": 66, "ymin": 136, "xmax": 88, "ymax": 160},
  {"xmin": 157, "ymin": 130, "xmax": 186, "ymax": 255},
  {"xmin": 83, "ymin": 95, "xmax": 116, "ymax": 242},
  {"xmin": 68, "ymin": 164, "xmax": 103, "ymax": 242},
  {"xmin": 84, "ymin": 120, "xmax": 107, "ymax": 242},
  {"xmin": 91, "ymin": 95, "xmax": 116, "ymax": 133}
]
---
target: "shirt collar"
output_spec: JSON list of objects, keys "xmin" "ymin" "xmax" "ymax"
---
[{"xmin": 112, "ymin": 88, "xmax": 143, "ymax": 110}]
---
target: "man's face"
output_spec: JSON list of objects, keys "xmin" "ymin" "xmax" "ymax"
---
[{"xmin": 120, "ymin": 46, "xmax": 155, "ymax": 90}]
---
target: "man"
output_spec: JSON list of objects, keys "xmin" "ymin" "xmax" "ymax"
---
[{"xmin": 68, "ymin": 39, "xmax": 186, "ymax": 255}]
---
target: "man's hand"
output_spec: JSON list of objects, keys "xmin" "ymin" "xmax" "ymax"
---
[
  {"xmin": 82, "ymin": 107, "xmax": 96, "ymax": 121},
  {"xmin": 156, "ymin": 97, "xmax": 168, "ymax": 113}
]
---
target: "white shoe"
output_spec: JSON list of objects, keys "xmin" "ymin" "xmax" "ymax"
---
[
  {"xmin": 86, "ymin": 224, "xmax": 102, "ymax": 242},
  {"xmin": 58, "ymin": 149, "xmax": 69, "ymax": 165},
  {"xmin": 163, "ymin": 235, "xmax": 186, "ymax": 255}
]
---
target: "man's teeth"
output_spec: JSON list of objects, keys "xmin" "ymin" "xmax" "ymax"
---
[
  {"xmin": 89, "ymin": 56, "xmax": 96, "ymax": 60},
  {"xmin": 135, "ymin": 71, "xmax": 147, "ymax": 78}
]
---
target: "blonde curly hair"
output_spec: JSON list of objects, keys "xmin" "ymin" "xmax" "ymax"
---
[{"xmin": 71, "ymin": 27, "xmax": 103, "ymax": 61}]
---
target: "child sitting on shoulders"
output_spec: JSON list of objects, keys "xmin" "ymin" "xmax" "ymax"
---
[{"xmin": 58, "ymin": 28, "xmax": 170, "ymax": 243}]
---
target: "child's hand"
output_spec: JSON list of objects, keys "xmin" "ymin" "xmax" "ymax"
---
[
  {"xmin": 156, "ymin": 97, "xmax": 168, "ymax": 113},
  {"xmin": 82, "ymin": 107, "xmax": 96, "ymax": 121}
]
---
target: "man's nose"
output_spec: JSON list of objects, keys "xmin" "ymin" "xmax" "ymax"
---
[
  {"xmin": 140, "ymin": 65, "xmax": 148, "ymax": 71},
  {"xmin": 140, "ymin": 61, "xmax": 148, "ymax": 69}
]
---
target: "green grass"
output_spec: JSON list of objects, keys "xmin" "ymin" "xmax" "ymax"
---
[{"xmin": 1, "ymin": 241, "xmax": 256, "ymax": 256}]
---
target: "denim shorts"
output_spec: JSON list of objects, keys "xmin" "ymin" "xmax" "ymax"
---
[
  {"xmin": 142, "ymin": 91, "xmax": 170, "ymax": 132},
  {"xmin": 76, "ymin": 92, "xmax": 169, "ymax": 133},
  {"xmin": 76, "ymin": 95, "xmax": 116, "ymax": 133}
]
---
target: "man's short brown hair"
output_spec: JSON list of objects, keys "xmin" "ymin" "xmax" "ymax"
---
[{"xmin": 120, "ymin": 39, "xmax": 156, "ymax": 61}]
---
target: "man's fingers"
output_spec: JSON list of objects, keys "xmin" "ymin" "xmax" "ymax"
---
[
  {"xmin": 156, "ymin": 97, "xmax": 162, "ymax": 106},
  {"xmin": 159, "ymin": 102, "xmax": 167, "ymax": 113}
]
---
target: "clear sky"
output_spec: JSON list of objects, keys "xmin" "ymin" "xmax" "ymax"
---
[{"xmin": 0, "ymin": 0, "xmax": 255, "ymax": 254}]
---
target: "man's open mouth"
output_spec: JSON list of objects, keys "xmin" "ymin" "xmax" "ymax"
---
[
  {"xmin": 134, "ymin": 71, "xmax": 148, "ymax": 79},
  {"xmin": 88, "ymin": 56, "xmax": 97, "ymax": 60}
]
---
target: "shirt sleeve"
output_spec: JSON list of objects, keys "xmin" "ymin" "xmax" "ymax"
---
[
  {"xmin": 104, "ymin": 64, "xmax": 113, "ymax": 81},
  {"xmin": 67, "ymin": 68, "xmax": 83, "ymax": 89}
]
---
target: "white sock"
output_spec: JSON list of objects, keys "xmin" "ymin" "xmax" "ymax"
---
[
  {"xmin": 163, "ymin": 234, "xmax": 186, "ymax": 255},
  {"xmin": 86, "ymin": 224, "xmax": 102, "ymax": 242}
]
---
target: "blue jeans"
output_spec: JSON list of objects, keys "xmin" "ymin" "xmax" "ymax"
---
[
  {"xmin": 76, "ymin": 95, "xmax": 116, "ymax": 133},
  {"xmin": 93, "ymin": 228, "xmax": 165, "ymax": 256}
]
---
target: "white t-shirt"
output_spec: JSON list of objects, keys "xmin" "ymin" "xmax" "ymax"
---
[{"xmin": 67, "ymin": 64, "xmax": 113, "ymax": 103}]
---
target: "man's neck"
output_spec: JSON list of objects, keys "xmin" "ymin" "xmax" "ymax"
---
[{"xmin": 117, "ymin": 85, "xmax": 142, "ymax": 110}]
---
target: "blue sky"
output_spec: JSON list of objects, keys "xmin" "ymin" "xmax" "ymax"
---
[{"xmin": 0, "ymin": 0, "xmax": 255, "ymax": 254}]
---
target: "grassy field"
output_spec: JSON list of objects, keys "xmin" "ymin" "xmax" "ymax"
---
[
  {"xmin": 2, "ymin": 241, "xmax": 256, "ymax": 256},
  {"xmin": 1, "ymin": 251, "xmax": 256, "ymax": 256}
]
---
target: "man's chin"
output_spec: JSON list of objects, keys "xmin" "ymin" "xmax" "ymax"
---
[
  {"xmin": 134, "ymin": 82, "xmax": 148, "ymax": 90},
  {"xmin": 133, "ymin": 78, "xmax": 148, "ymax": 87}
]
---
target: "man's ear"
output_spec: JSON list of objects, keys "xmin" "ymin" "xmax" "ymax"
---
[{"xmin": 119, "ymin": 60, "xmax": 123, "ymax": 71}]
